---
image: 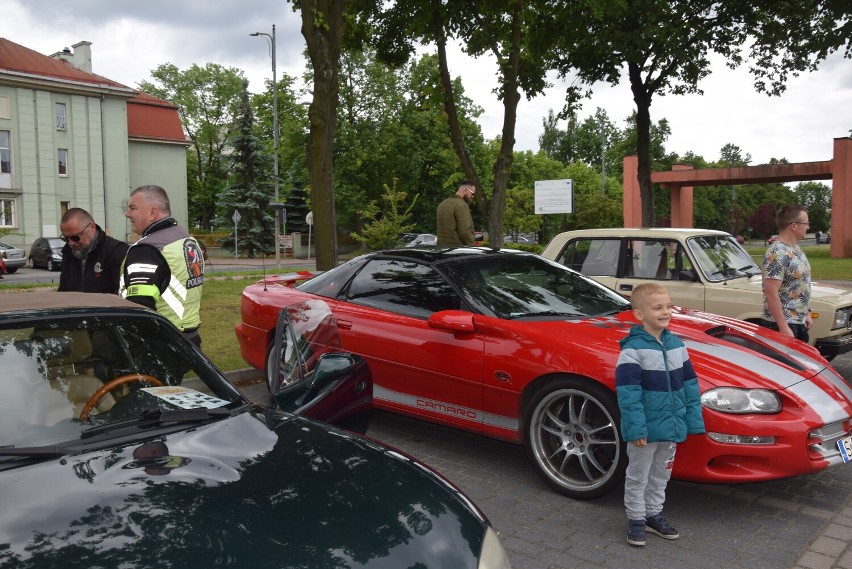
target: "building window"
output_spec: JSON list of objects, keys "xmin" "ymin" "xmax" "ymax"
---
[
  {"xmin": 0, "ymin": 199, "xmax": 15, "ymax": 228},
  {"xmin": 56, "ymin": 102, "xmax": 66, "ymax": 130},
  {"xmin": 0, "ymin": 96, "xmax": 10, "ymax": 120},
  {"xmin": 0, "ymin": 131, "xmax": 10, "ymax": 174},
  {"xmin": 58, "ymin": 148, "xmax": 68, "ymax": 176},
  {"xmin": 0, "ymin": 130, "xmax": 11, "ymax": 189}
]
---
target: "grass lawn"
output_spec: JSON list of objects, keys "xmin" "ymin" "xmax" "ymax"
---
[{"xmin": 745, "ymin": 244, "xmax": 852, "ymax": 281}]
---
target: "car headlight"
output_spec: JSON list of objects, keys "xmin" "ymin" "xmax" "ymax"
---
[
  {"xmin": 701, "ymin": 387, "xmax": 781, "ymax": 414},
  {"xmin": 832, "ymin": 307, "xmax": 851, "ymax": 330},
  {"xmin": 478, "ymin": 527, "xmax": 512, "ymax": 569}
]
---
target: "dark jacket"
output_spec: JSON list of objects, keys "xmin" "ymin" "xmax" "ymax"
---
[
  {"xmin": 615, "ymin": 325, "xmax": 705, "ymax": 443},
  {"xmin": 58, "ymin": 226, "xmax": 129, "ymax": 294}
]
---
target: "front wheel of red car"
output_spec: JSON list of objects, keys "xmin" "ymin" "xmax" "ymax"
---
[{"xmin": 524, "ymin": 378, "xmax": 626, "ymax": 500}]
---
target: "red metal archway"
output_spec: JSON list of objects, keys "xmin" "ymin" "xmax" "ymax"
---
[{"xmin": 622, "ymin": 137, "xmax": 852, "ymax": 258}]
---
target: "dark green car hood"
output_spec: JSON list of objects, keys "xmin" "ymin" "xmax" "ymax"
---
[{"xmin": 0, "ymin": 411, "xmax": 486, "ymax": 568}]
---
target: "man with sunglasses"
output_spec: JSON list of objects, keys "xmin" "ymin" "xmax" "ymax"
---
[
  {"xmin": 761, "ymin": 204, "xmax": 812, "ymax": 342},
  {"xmin": 57, "ymin": 208, "xmax": 129, "ymax": 294}
]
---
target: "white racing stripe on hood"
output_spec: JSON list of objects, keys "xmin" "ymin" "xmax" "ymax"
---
[
  {"xmin": 787, "ymin": 381, "xmax": 850, "ymax": 424},
  {"xmin": 817, "ymin": 365, "xmax": 852, "ymax": 402},
  {"xmin": 682, "ymin": 338, "xmax": 805, "ymax": 388},
  {"xmin": 683, "ymin": 338, "xmax": 852, "ymax": 424}
]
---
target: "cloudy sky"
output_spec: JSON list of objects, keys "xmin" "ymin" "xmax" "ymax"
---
[{"xmin": 7, "ymin": 0, "xmax": 851, "ymax": 167}]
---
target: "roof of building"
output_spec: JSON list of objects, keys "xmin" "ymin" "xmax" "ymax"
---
[{"xmin": 0, "ymin": 37, "xmax": 189, "ymax": 145}]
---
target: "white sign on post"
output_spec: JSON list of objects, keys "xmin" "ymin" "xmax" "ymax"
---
[
  {"xmin": 534, "ymin": 179, "xmax": 574, "ymax": 214},
  {"xmin": 306, "ymin": 211, "xmax": 313, "ymax": 259}
]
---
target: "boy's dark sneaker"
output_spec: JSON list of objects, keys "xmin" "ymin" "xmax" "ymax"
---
[
  {"xmin": 627, "ymin": 519, "xmax": 646, "ymax": 546},
  {"xmin": 645, "ymin": 514, "xmax": 680, "ymax": 539}
]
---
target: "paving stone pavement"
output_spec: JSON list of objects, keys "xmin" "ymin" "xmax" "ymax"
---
[{"xmin": 228, "ymin": 343, "xmax": 852, "ymax": 569}]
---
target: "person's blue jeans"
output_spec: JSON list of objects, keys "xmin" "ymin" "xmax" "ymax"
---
[{"xmin": 760, "ymin": 319, "xmax": 810, "ymax": 343}]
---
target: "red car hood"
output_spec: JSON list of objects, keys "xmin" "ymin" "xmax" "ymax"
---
[{"xmin": 509, "ymin": 307, "xmax": 851, "ymax": 426}]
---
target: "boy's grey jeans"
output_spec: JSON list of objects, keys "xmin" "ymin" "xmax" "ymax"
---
[{"xmin": 624, "ymin": 441, "xmax": 676, "ymax": 520}]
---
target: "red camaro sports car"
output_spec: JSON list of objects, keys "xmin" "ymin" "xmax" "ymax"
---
[{"xmin": 236, "ymin": 248, "xmax": 852, "ymax": 499}]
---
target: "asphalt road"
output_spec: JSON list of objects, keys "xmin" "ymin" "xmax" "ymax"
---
[
  {"xmin": 364, "ymin": 353, "xmax": 852, "ymax": 569},
  {"xmin": 229, "ymin": 351, "xmax": 852, "ymax": 569}
]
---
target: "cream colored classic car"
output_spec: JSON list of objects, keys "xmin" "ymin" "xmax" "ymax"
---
[{"xmin": 541, "ymin": 227, "xmax": 852, "ymax": 360}]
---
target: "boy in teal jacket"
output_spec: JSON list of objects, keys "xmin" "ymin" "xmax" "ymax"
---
[{"xmin": 616, "ymin": 283, "xmax": 705, "ymax": 547}]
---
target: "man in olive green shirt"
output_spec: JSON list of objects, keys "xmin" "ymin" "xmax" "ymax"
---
[{"xmin": 436, "ymin": 180, "xmax": 476, "ymax": 246}]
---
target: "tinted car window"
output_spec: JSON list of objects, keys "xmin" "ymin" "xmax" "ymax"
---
[
  {"xmin": 441, "ymin": 254, "xmax": 628, "ymax": 319},
  {"xmin": 346, "ymin": 259, "xmax": 462, "ymax": 318}
]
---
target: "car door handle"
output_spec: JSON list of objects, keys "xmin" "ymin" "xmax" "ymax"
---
[
  {"xmin": 619, "ymin": 284, "xmax": 633, "ymax": 291},
  {"xmin": 337, "ymin": 319, "xmax": 352, "ymax": 330}
]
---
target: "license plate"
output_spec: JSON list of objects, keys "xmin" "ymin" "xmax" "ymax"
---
[{"xmin": 838, "ymin": 435, "xmax": 852, "ymax": 463}]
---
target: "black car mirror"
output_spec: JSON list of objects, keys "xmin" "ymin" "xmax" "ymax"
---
[{"xmin": 307, "ymin": 352, "xmax": 359, "ymax": 391}]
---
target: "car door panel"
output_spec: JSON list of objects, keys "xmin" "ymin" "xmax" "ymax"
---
[{"xmin": 332, "ymin": 302, "xmax": 486, "ymax": 431}]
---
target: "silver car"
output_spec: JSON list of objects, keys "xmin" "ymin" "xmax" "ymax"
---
[{"xmin": 0, "ymin": 240, "xmax": 26, "ymax": 273}]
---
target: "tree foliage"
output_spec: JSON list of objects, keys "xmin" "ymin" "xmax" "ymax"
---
[
  {"xmin": 138, "ymin": 63, "xmax": 246, "ymax": 229},
  {"xmin": 351, "ymin": 180, "xmax": 418, "ymax": 250},
  {"xmin": 213, "ymin": 80, "xmax": 275, "ymax": 258}
]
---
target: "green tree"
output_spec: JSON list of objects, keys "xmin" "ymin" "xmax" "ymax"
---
[
  {"xmin": 351, "ymin": 180, "xmax": 418, "ymax": 250},
  {"xmin": 252, "ymin": 73, "xmax": 311, "ymax": 222},
  {"xmin": 370, "ymin": 0, "xmax": 551, "ymax": 249},
  {"xmin": 532, "ymin": 2, "xmax": 844, "ymax": 227},
  {"xmin": 213, "ymin": 80, "xmax": 274, "ymax": 258},
  {"xmin": 138, "ymin": 63, "xmax": 246, "ymax": 229},
  {"xmin": 539, "ymin": 109, "xmax": 578, "ymax": 165},
  {"xmin": 794, "ymin": 181, "xmax": 832, "ymax": 233}
]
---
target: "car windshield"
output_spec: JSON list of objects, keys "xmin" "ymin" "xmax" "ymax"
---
[
  {"xmin": 0, "ymin": 313, "xmax": 242, "ymax": 449},
  {"xmin": 686, "ymin": 235, "xmax": 761, "ymax": 282},
  {"xmin": 440, "ymin": 254, "xmax": 629, "ymax": 319},
  {"xmin": 48, "ymin": 238, "xmax": 64, "ymax": 249}
]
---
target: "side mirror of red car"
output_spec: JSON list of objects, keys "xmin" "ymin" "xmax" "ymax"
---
[{"xmin": 428, "ymin": 310, "xmax": 476, "ymax": 333}]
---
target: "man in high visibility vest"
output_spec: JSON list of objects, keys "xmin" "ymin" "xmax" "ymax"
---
[{"xmin": 119, "ymin": 185, "xmax": 205, "ymax": 348}]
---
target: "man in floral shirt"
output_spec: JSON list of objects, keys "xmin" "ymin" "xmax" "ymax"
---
[{"xmin": 761, "ymin": 204, "xmax": 812, "ymax": 342}]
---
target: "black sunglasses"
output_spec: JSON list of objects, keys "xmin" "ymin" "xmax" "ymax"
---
[{"xmin": 61, "ymin": 222, "xmax": 93, "ymax": 243}]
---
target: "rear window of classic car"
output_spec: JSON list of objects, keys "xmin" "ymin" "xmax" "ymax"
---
[{"xmin": 557, "ymin": 238, "xmax": 621, "ymax": 276}]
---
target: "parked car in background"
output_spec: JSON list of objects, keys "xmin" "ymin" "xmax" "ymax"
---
[
  {"xmin": 28, "ymin": 237, "xmax": 65, "ymax": 271},
  {"xmin": 0, "ymin": 241, "xmax": 25, "ymax": 273},
  {"xmin": 768, "ymin": 234, "xmax": 779, "ymax": 244},
  {"xmin": 504, "ymin": 233, "xmax": 538, "ymax": 245},
  {"xmin": 236, "ymin": 248, "xmax": 852, "ymax": 500},
  {"xmin": 0, "ymin": 292, "xmax": 510, "ymax": 568},
  {"xmin": 541, "ymin": 228, "xmax": 852, "ymax": 360},
  {"xmin": 405, "ymin": 233, "xmax": 438, "ymax": 247}
]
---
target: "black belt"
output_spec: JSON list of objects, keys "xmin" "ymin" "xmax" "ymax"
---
[{"xmin": 183, "ymin": 327, "xmax": 199, "ymax": 335}]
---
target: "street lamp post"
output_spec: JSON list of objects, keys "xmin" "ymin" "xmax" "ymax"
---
[{"xmin": 250, "ymin": 25, "xmax": 280, "ymax": 269}]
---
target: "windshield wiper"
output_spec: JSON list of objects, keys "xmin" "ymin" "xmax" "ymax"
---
[
  {"xmin": 0, "ymin": 445, "xmax": 70, "ymax": 459},
  {"xmin": 81, "ymin": 407, "xmax": 233, "ymax": 439}
]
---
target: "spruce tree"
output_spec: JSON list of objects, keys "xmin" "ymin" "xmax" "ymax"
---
[{"xmin": 214, "ymin": 79, "xmax": 275, "ymax": 258}]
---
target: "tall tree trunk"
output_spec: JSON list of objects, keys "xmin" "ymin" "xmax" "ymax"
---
[
  {"xmin": 433, "ymin": 9, "xmax": 483, "ymax": 208},
  {"xmin": 300, "ymin": 0, "xmax": 346, "ymax": 270},
  {"xmin": 628, "ymin": 62, "xmax": 655, "ymax": 227},
  {"xmin": 488, "ymin": 0, "xmax": 523, "ymax": 250}
]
